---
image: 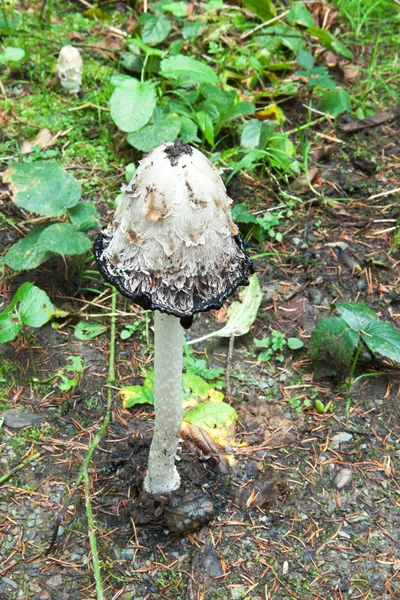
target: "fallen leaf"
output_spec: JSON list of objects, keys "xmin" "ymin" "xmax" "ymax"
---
[
  {"xmin": 324, "ymin": 51, "xmax": 338, "ymax": 66},
  {"xmin": 291, "ymin": 167, "xmax": 320, "ymax": 191},
  {"xmin": 67, "ymin": 32, "xmax": 85, "ymax": 42},
  {"xmin": 181, "ymin": 420, "xmax": 234, "ymax": 473},
  {"xmin": 21, "ymin": 128, "xmax": 55, "ymax": 154},
  {"xmin": 341, "ymin": 64, "xmax": 361, "ymax": 82},
  {"xmin": 253, "ymin": 103, "xmax": 285, "ymax": 124},
  {"xmin": 306, "ymin": 1, "xmax": 337, "ymax": 29}
]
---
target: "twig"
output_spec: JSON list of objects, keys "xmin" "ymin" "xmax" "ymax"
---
[
  {"xmin": 82, "ymin": 466, "xmax": 104, "ymax": 600},
  {"xmin": 240, "ymin": 10, "xmax": 290, "ymax": 40},
  {"xmin": 46, "ymin": 287, "xmax": 117, "ymax": 555},
  {"xmin": 225, "ymin": 335, "xmax": 235, "ymax": 399},
  {"xmin": 0, "ymin": 452, "xmax": 41, "ymax": 485}
]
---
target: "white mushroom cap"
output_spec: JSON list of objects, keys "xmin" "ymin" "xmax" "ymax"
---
[
  {"xmin": 57, "ymin": 46, "xmax": 82, "ymax": 94},
  {"xmin": 94, "ymin": 140, "xmax": 252, "ymax": 322}
]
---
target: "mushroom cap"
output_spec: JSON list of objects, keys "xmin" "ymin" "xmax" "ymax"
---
[
  {"xmin": 57, "ymin": 46, "xmax": 83, "ymax": 70},
  {"xmin": 94, "ymin": 140, "xmax": 253, "ymax": 324}
]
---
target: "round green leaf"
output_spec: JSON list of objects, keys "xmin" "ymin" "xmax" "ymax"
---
[
  {"xmin": 127, "ymin": 114, "xmax": 181, "ymax": 152},
  {"xmin": 3, "ymin": 161, "xmax": 81, "ymax": 217},
  {"xmin": 319, "ymin": 89, "xmax": 351, "ymax": 117},
  {"xmin": 69, "ymin": 202, "xmax": 101, "ymax": 232},
  {"xmin": 361, "ymin": 320, "xmax": 400, "ymax": 363},
  {"xmin": 39, "ymin": 223, "xmax": 92, "ymax": 255},
  {"xmin": 74, "ymin": 322, "xmax": 107, "ymax": 340},
  {"xmin": 139, "ymin": 13, "xmax": 172, "ymax": 44},
  {"xmin": 1, "ymin": 225, "xmax": 53, "ymax": 271},
  {"xmin": 110, "ymin": 78, "xmax": 156, "ymax": 133},
  {"xmin": 287, "ymin": 337, "xmax": 304, "ymax": 350},
  {"xmin": 19, "ymin": 285, "xmax": 54, "ymax": 328},
  {"xmin": 160, "ymin": 55, "xmax": 218, "ymax": 84},
  {"xmin": 0, "ymin": 46, "xmax": 25, "ymax": 64}
]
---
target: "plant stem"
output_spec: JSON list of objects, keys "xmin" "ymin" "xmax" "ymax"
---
[
  {"xmin": 346, "ymin": 343, "xmax": 362, "ymax": 417},
  {"xmin": 144, "ymin": 312, "xmax": 183, "ymax": 495},
  {"xmin": 82, "ymin": 466, "xmax": 104, "ymax": 600},
  {"xmin": 23, "ymin": 326, "xmax": 37, "ymax": 378},
  {"xmin": 0, "ymin": 452, "xmax": 41, "ymax": 485}
]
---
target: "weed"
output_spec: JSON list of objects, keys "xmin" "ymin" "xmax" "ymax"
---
[{"xmin": 254, "ymin": 331, "xmax": 303, "ymax": 362}]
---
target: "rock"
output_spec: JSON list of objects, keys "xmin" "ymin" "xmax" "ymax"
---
[
  {"xmin": 201, "ymin": 542, "xmax": 223, "ymax": 577},
  {"xmin": 330, "ymin": 432, "xmax": 353, "ymax": 450},
  {"xmin": 121, "ymin": 549, "xmax": 135, "ymax": 560},
  {"xmin": 334, "ymin": 468, "xmax": 353, "ymax": 489},
  {"xmin": 1, "ymin": 576, "xmax": 18, "ymax": 589},
  {"xmin": 282, "ymin": 561, "xmax": 289, "ymax": 575},
  {"xmin": 39, "ymin": 591, "xmax": 51, "ymax": 600},
  {"xmin": 1, "ymin": 409, "xmax": 41, "ymax": 429},
  {"xmin": 45, "ymin": 574, "xmax": 63, "ymax": 588}
]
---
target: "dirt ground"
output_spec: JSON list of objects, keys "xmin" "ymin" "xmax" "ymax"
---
[{"xmin": 0, "ymin": 106, "xmax": 399, "ymax": 600}]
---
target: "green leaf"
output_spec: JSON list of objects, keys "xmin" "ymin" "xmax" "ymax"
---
[
  {"xmin": 69, "ymin": 202, "xmax": 100, "ymax": 232},
  {"xmin": 2, "ymin": 225, "xmax": 53, "ymax": 270},
  {"xmin": 128, "ymin": 38, "xmax": 164, "ymax": 57},
  {"xmin": 0, "ymin": 314, "xmax": 21, "ymax": 343},
  {"xmin": 287, "ymin": 337, "xmax": 304, "ymax": 350},
  {"xmin": 125, "ymin": 163, "xmax": 136, "ymax": 182},
  {"xmin": 74, "ymin": 321, "xmax": 107, "ymax": 340},
  {"xmin": 65, "ymin": 355, "xmax": 84, "ymax": 373},
  {"xmin": 361, "ymin": 321, "xmax": 400, "ymax": 363},
  {"xmin": 188, "ymin": 274, "xmax": 262, "ymax": 344},
  {"xmin": 0, "ymin": 46, "xmax": 25, "ymax": 64},
  {"xmin": 315, "ymin": 399, "xmax": 325, "ymax": 414},
  {"xmin": 182, "ymin": 21, "xmax": 202, "ymax": 40},
  {"xmin": 127, "ymin": 114, "xmax": 181, "ymax": 152},
  {"xmin": 121, "ymin": 372, "xmax": 154, "ymax": 408},
  {"xmin": 182, "ymin": 373, "xmax": 210, "ymax": 400},
  {"xmin": 231, "ymin": 203, "xmax": 258, "ymax": 224},
  {"xmin": 221, "ymin": 101, "xmax": 256, "ymax": 126},
  {"xmin": 307, "ymin": 27, "xmax": 353, "ymax": 59},
  {"xmin": 196, "ymin": 110, "xmax": 215, "ymax": 146},
  {"xmin": 243, "ymin": 0, "xmax": 276, "ymax": 20},
  {"xmin": 160, "ymin": 55, "xmax": 218, "ymax": 84},
  {"xmin": 162, "ymin": 1, "xmax": 188, "ymax": 17},
  {"xmin": 336, "ymin": 302, "xmax": 378, "ymax": 332},
  {"xmin": 319, "ymin": 89, "xmax": 351, "ymax": 117},
  {"xmin": 309, "ymin": 317, "xmax": 359, "ymax": 379},
  {"xmin": 179, "ymin": 116, "xmax": 200, "ymax": 143},
  {"xmin": 110, "ymin": 78, "xmax": 156, "ymax": 133},
  {"xmin": 287, "ymin": 3, "xmax": 315, "ymax": 27},
  {"xmin": 297, "ymin": 48, "xmax": 314, "ymax": 70},
  {"xmin": 241, "ymin": 119, "xmax": 276, "ymax": 149},
  {"xmin": 4, "ymin": 161, "xmax": 81, "ymax": 217},
  {"xmin": 139, "ymin": 13, "xmax": 172, "ymax": 44},
  {"xmin": 183, "ymin": 400, "xmax": 237, "ymax": 442},
  {"xmin": 39, "ymin": 223, "xmax": 92, "ymax": 255},
  {"xmin": 18, "ymin": 284, "xmax": 54, "ymax": 327}
]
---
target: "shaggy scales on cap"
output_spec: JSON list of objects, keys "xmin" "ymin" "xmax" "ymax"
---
[{"xmin": 94, "ymin": 139, "xmax": 252, "ymax": 328}]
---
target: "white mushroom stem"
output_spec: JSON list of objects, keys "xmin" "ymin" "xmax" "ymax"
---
[{"xmin": 143, "ymin": 311, "xmax": 183, "ymax": 495}]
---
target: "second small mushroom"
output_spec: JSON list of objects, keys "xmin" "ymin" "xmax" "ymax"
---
[{"xmin": 95, "ymin": 140, "xmax": 252, "ymax": 495}]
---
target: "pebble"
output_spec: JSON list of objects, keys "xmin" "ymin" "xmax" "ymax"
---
[
  {"xmin": 0, "ymin": 409, "xmax": 41, "ymax": 429},
  {"xmin": 282, "ymin": 561, "xmax": 289, "ymax": 575},
  {"xmin": 330, "ymin": 432, "xmax": 354, "ymax": 450},
  {"xmin": 121, "ymin": 549, "xmax": 135, "ymax": 560},
  {"xmin": 45, "ymin": 574, "xmax": 63, "ymax": 588},
  {"xmin": 334, "ymin": 468, "xmax": 353, "ymax": 489},
  {"xmin": 2, "ymin": 576, "xmax": 18, "ymax": 589}
]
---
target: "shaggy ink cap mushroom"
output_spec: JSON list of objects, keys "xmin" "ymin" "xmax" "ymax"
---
[{"xmin": 94, "ymin": 140, "xmax": 253, "ymax": 328}]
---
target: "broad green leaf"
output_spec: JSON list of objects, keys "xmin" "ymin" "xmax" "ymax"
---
[
  {"xmin": 243, "ymin": 0, "xmax": 276, "ymax": 20},
  {"xmin": 287, "ymin": 337, "xmax": 304, "ymax": 350},
  {"xmin": 69, "ymin": 202, "xmax": 100, "ymax": 232},
  {"xmin": 268, "ymin": 24, "xmax": 304, "ymax": 52},
  {"xmin": 162, "ymin": 1, "xmax": 188, "ymax": 17},
  {"xmin": 183, "ymin": 373, "xmax": 210, "ymax": 400},
  {"xmin": 39, "ymin": 223, "xmax": 92, "ymax": 255},
  {"xmin": 129, "ymin": 37, "xmax": 165, "ymax": 57},
  {"xmin": 196, "ymin": 110, "xmax": 215, "ymax": 146},
  {"xmin": 65, "ymin": 355, "xmax": 84, "ymax": 373},
  {"xmin": 179, "ymin": 116, "xmax": 200, "ymax": 143},
  {"xmin": 231, "ymin": 203, "xmax": 258, "ymax": 224},
  {"xmin": 4, "ymin": 161, "xmax": 81, "ymax": 217},
  {"xmin": 120, "ymin": 51, "xmax": 143, "ymax": 73},
  {"xmin": 319, "ymin": 89, "xmax": 351, "ymax": 117},
  {"xmin": 188, "ymin": 274, "xmax": 262, "ymax": 345},
  {"xmin": 160, "ymin": 55, "xmax": 218, "ymax": 84},
  {"xmin": 127, "ymin": 114, "xmax": 181, "ymax": 152},
  {"xmin": 121, "ymin": 372, "xmax": 154, "ymax": 408},
  {"xmin": 221, "ymin": 101, "xmax": 256, "ymax": 126},
  {"xmin": 182, "ymin": 21, "xmax": 202, "ymax": 40},
  {"xmin": 19, "ymin": 285, "xmax": 54, "ymax": 327},
  {"xmin": 110, "ymin": 78, "xmax": 156, "ymax": 133},
  {"xmin": 110, "ymin": 74, "xmax": 134, "ymax": 87},
  {"xmin": 139, "ymin": 13, "xmax": 172, "ymax": 44},
  {"xmin": 241, "ymin": 119, "xmax": 276, "ymax": 149},
  {"xmin": 1, "ymin": 225, "xmax": 53, "ymax": 270},
  {"xmin": 307, "ymin": 27, "xmax": 353, "ymax": 59},
  {"xmin": 0, "ymin": 314, "xmax": 21, "ymax": 343},
  {"xmin": 309, "ymin": 317, "xmax": 359, "ymax": 379},
  {"xmin": 297, "ymin": 48, "xmax": 314, "ymax": 70},
  {"xmin": 361, "ymin": 321, "xmax": 400, "ymax": 363},
  {"xmin": 287, "ymin": 3, "xmax": 315, "ymax": 27},
  {"xmin": 0, "ymin": 46, "xmax": 25, "ymax": 64},
  {"xmin": 183, "ymin": 400, "xmax": 237, "ymax": 445},
  {"xmin": 74, "ymin": 321, "xmax": 108, "ymax": 340},
  {"xmin": 336, "ymin": 302, "xmax": 378, "ymax": 332}
]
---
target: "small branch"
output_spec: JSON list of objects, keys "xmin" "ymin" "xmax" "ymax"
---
[
  {"xmin": 0, "ymin": 452, "xmax": 41, "ymax": 485},
  {"xmin": 82, "ymin": 467, "xmax": 104, "ymax": 600},
  {"xmin": 240, "ymin": 10, "xmax": 290, "ymax": 40}
]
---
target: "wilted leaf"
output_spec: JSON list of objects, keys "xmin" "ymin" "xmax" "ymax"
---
[
  {"xmin": 253, "ymin": 104, "xmax": 285, "ymax": 124},
  {"xmin": 21, "ymin": 128, "xmax": 55, "ymax": 155},
  {"xmin": 188, "ymin": 274, "xmax": 262, "ymax": 345},
  {"xmin": 4, "ymin": 161, "xmax": 81, "ymax": 217}
]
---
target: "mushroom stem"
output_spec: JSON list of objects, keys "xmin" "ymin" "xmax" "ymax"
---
[{"xmin": 144, "ymin": 311, "xmax": 183, "ymax": 495}]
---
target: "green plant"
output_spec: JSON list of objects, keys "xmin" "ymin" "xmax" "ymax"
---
[
  {"xmin": 309, "ymin": 302, "xmax": 400, "ymax": 412},
  {"xmin": 0, "ymin": 46, "xmax": 25, "ymax": 64},
  {"xmin": 289, "ymin": 395, "xmax": 312, "ymax": 413},
  {"xmin": 1, "ymin": 161, "xmax": 100, "ymax": 271},
  {"xmin": 232, "ymin": 203, "xmax": 294, "ymax": 243},
  {"xmin": 55, "ymin": 356, "xmax": 84, "ymax": 392},
  {"xmin": 254, "ymin": 331, "xmax": 304, "ymax": 362}
]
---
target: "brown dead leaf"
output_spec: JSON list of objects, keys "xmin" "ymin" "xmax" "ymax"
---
[
  {"xmin": 291, "ymin": 167, "xmax": 321, "ymax": 191},
  {"xmin": 21, "ymin": 128, "xmax": 55, "ymax": 155},
  {"xmin": 186, "ymin": 2, "xmax": 195, "ymax": 20},
  {"xmin": 101, "ymin": 33, "xmax": 126, "ymax": 51},
  {"xmin": 324, "ymin": 51, "xmax": 338, "ymax": 67},
  {"xmin": 341, "ymin": 64, "xmax": 361, "ymax": 83},
  {"xmin": 212, "ymin": 304, "xmax": 228, "ymax": 324},
  {"xmin": 306, "ymin": 2, "xmax": 337, "ymax": 29},
  {"xmin": 67, "ymin": 32, "xmax": 85, "ymax": 42},
  {"xmin": 181, "ymin": 421, "xmax": 234, "ymax": 473}
]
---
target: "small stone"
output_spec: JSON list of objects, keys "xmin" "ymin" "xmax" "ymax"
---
[
  {"xmin": 45, "ymin": 574, "xmax": 63, "ymax": 588},
  {"xmin": 1, "ymin": 409, "xmax": 41, "ymax": 429},
  {"xmin": 201, "ymin": 543, "xmax": 223, "ymax": 577},
  {"xmin": 334, "ymin": 468, "xmax": 353, "ymax": 490},
  {"xmin": 26, "ymin": 519, "xmax": 35, "ymax": 528},
  {"xmin": 330, "ymin": 432, "xmax": 353, "ymax": 450},
  {"xmin": 282, "ymin": 561, "xmax": 289, "ymax": 575},
  {"xmin": 39, "ymin": 591, "xmax": 51, "ymax": 599},
  {"xmin": 121, "ymin": 549, "xmax": 135, "ymax": 560},
  {"xmin": 2, "ymin": 576, "xmax": 18, "ymax": 589}
]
